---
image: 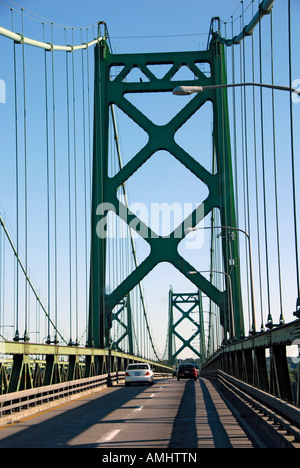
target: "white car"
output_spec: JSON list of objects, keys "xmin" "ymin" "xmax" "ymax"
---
[{"xmin": 125, "ymin": 363, "xmax": 154, "ymax": 386}]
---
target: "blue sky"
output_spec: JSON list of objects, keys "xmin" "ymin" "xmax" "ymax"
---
[
  {"xmin": 0, "ymin": 0, "xmax": 252, "ymax": 52},
  {"xmin": 0, "ymin": 0, "xmax": 300, "ymax": 359}
]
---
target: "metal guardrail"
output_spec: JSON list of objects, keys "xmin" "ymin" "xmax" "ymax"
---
[
  {"xmin": 201, "ymin": 319, "xmax": 300, "ymax": 406},
  {"xmin": 203, "ymin": 370, "xmax": 300, "ymax": 442},
  {"xmin": 0, "ymin": 372, "xmax": 123, "ymax": 420},
  {"xmin": 0, "ymin": 371, "xmax": 172, "ymax": 424}
]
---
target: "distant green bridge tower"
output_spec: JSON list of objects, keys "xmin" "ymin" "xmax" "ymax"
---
[
  {"xmin": 168, "ymin": 289, "xmax": 206, "ymax": 367},
  {"xmin": 87, "ymin": 23, "xmax": 244, "ymax": 350}
]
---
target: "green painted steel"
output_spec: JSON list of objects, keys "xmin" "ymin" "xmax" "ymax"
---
[
  {"xmin": 111, "ymin": 295, "xmax": 134, "ymax": 355},
  {"xmin": 87, "ymin": 35, "xmax": 244, "ymax": 349},
  {"xmin": 202, "ymin": 319, "xmax": 300, "ymax": 405},
  {"xmin": 212, "ymin": 39, "xmax": 244, "ymax": 339},
  {"xmin": 168, "ymin": 290, "xmax": 206, "ymax": 367},
  {"xmin": 0, "ymin": 341, "xmax": 172, "ymax": 393}
]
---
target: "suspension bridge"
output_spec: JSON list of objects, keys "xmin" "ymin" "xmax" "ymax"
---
[{"xmin": 0, "ymin": 0, "xmax": 300, "ymax": 449}]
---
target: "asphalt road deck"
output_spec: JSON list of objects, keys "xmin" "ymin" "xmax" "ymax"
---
[{"xmin": 0, "ymin": 377, "xmax": 255, "ymax": 448}]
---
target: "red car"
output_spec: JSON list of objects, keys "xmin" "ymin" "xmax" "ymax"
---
[{"xmin": 177, "ymin": 363, "xmax": 199, "ymax": 381}]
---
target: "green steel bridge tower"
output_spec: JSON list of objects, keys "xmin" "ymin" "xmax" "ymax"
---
[
  {"xmin": 87, "ymin": 23, "xmax": 244, "ymax": 351},
  {"xmin": 168, "ymin": 289, "xmax": 206, "ymax": 367}
]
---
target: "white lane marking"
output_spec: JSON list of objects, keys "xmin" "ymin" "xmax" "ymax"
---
[
  {"xmin": 133, "ymin": 405, "xmax": 144, "ymax": 412},
  {"xmin": 96, "ymin": 382, "xmax": 172, "ymax": 444},
  {"xmin": 97, "ymin": 429, "xmax": 121, "ymax": 444}
]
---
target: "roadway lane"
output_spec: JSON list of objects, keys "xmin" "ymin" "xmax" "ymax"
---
[{"xmin": 0, "ymin": 377, "xmax": 255, "ymax": 448}]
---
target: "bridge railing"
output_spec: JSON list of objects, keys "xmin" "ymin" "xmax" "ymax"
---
[
  {"xmin": 201, "ymin": 320, "xmax": 300, "ymax": 407},
  {"xmin": 0, "ymin": 372, "xmax": 120, "ymax": 423},
  {"xmin": 0, "ymin": 369, "xmax": 172, "ymax": 424},
  {"xmin": 204, "ymin": 369, "xmax": 300, "ymax": 439},
  {"xmin": 0, "ymin": 341, "xmax": 173, "ymax": 395}
]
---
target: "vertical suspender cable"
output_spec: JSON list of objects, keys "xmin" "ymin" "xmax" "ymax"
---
[
  {"xmin": 240, "ymin": 7, "xmax": 251, "ymax": 331},
  {"xmin": 36, "ymin": 296, "xmax": 40, "ymax": 342},
  {"xmin": 86, "ymin": 29, "xmax": 92, "ymax": 197},
  {"xmin": 43, "ymin": 24, "xmax": 51, "ymax": 343},
  {"xmin": 65, "ymin": 29, "xmax": 73, "ymax": 344},
  {"xmin": 288, "ymin": 0, "xmax": 300, "ymax": 309},
  {"xmin": 111, "ymin": 113, "xmax": 117, "ymax": 345},
  {"xmin": 86, "ymin": 30, "xmax": 93, "ymax": 343},
  {"xmin": 81, "ymin": 29, "xmax": 89, "ymax": 340},
  {"xmin": 208, "ymin": 132, "xmax": 216, "ymax": 355},
  {"xmin": 51, "ymin": 23, "xmax": 58, "ymax": 342},
  {"xmin": 270, "ymin": 11, "xmax": 284, "ymax": 324},
  {"xmin": 259, "ymin": 11, "xmax": 272, "ymax": 327},
  {"xmin": 251, "ymin": 0, "xmax": 264, "ymax": 331},
  {"xmin": 97, "ymin": 35, "xmax": 105, "ymax": 349},
  {"xmin": 218, "ymin": 28, "xmax": 231, "ymax": 337},
  {"xmin": 141, "ymin": 287, "xmax": 144, "ymax": 357},
  {"xmin": 72, "ymin": 29, "xmax": 79, "ymax": 345},
  {"xmin": 231, "ymin": 18, "xmax": 239, "ymax": 223},
  {"xmin": 242, "ymin": 2, "xmax": 252, "ymax": 302},
  {"xmin": 21, "ymin": 9, "xmax": 29, "ymax": 341},
  {"xmin": 12, "ymin": 10, "xmax": 20, "ymax": 341}
]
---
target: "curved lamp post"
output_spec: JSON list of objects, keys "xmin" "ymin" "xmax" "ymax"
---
[{"xmin": 173, "ymin": 83, "xmax": 300, "ymax": 97}]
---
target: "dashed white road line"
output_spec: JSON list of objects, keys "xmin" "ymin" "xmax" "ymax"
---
[
  {"xmin": 96, "ymin": 382, "xmax": 170, "ymax": 446},
  {"xmin": 133, "ymin": 406, "xmax": 144, "ymax": 412},
  {"xmin": 97, "ymin": 429, "xmax": 121, "ymax": 444}
]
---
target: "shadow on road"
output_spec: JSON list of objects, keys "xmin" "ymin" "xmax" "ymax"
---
[
  {"xmin": 0, "ymin": 383, "xmax": 155, "ymax": 448},
  {"xmin": 169, "ymin": 378, "xmax": 233, "ymax": 448},
  {"xmin": 168, "ymin": 379, "xmax": 197, "ymax": 448}
]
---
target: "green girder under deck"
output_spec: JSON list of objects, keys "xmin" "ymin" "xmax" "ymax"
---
[{"xmin": 88, "ymin": 37, "xmax": 244, "ymax": 349}]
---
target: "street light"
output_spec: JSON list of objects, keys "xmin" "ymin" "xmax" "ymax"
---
[
  {"xmin": 185, "ymin": 225, "xmax": 257, "ymax": 335},
  {"xmin": 173, "ymin": 83, "xmax": 300, "ymax": 96},
  {"xmin": 187, "ymin": 269, "xmax": 234, "ymax": 343}
]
